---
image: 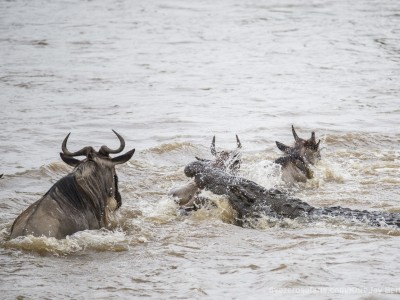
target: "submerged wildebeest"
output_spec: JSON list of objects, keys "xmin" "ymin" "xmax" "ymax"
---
[
  {"xmin": 275, "ymin": 125, "xmax": 321, "ymax": 184},
  {"xmin": 10, "ymin": 130, "xmax": 135, "ymax": 239},
  {"xmin": 169, "ymin": 135, "xmax": 242, "ymax": 210},
  {"xmin": 184, "ymin": 160, "xmax": 400, "ymax": 228}
]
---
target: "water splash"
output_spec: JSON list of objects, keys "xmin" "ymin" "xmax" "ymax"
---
[{"xmin": 1, "ymin": 228, "xmax": 149, "ymax": 256}]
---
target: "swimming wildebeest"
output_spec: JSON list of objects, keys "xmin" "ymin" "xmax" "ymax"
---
[
  {"xmin": 169, "ymin": 135, "xmax": 242, "ymax": 210},
  {"xmin": 10, "ymin": 130, "xmax": 135, "ymax": 239},
  {"xmin": 275, "ymin": 125, "xmax": 321, "ymax": 184}
]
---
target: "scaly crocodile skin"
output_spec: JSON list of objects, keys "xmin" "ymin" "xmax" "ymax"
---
[{"xmin": 184, "ymin": 161, "xmax": 400, "ymax": 228}]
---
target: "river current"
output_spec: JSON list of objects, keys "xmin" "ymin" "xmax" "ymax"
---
[{"xmin": 0, "ymin": 0, "xmax": 399, "ymax": 299}]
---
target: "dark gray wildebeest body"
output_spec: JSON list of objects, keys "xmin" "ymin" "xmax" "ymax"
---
[
  {"xmin": 184, "ymin": 160, "xmax": 400, "ymax": 228},
  {"xmin": 169, "ymin": 135, "xmax": 242, "ymax": 211},
  {"xmin": 275, "ymin": 125, "xmax": 321, "ymax": 184},
  {"xmin": 10, "ymin": 130, "xmax": 135, "ymax": 239}
]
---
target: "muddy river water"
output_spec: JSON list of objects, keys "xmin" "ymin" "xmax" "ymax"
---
[{"xmin": 0, "ymin": 0, "xmax": 399, "ymax": 299}]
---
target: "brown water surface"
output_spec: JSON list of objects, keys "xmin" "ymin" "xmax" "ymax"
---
[{"xmin": 1, "ymin": 0, "xmax": 399, "ymax": 299}]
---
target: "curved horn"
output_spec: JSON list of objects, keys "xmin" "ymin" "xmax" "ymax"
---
[
  {"xmin": 99, "ymin": 130, "xmax": 125, "ymax": 155},
  {"xmin": 111, "ymin": 148, "xmax": 135, "ymax": 165},
  {"xmin": 236, "ymin": 134, "xmax": 242, "ymax": 149},
  {"xmin": 61, "ymin": 133, "xmax": 92, "ymax": 157},
  {"xmin": 292, "ymin": 125, "xmax": 301, "ymax": 142},
  {"xmin": 210, "ymin": 136, "xmax": 217, "ymax": 156}
]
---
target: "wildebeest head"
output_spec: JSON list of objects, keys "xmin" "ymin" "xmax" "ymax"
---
[
  {"xmin": 195, "ymin": 135, "xmax": 242, "ymax": 173},
  {"xmin": 274, "ymin": 126, "xmax": 321, "ymax": 184},
  {"xmin": 59, "ymin": 130, "xmax": 135, "ymax": 209},
  {"xmin": 276, "ymin": 125, "xmax": 321, "ymax": 165}
]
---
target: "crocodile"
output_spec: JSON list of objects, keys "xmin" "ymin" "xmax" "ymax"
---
[{"xmin": 184, "ymin": 160, "xmax": 400, "ymax": 228}]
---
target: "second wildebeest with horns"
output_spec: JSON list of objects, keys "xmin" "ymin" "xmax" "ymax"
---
[
  {"xmin": 10, "ymin": 130, "xmax": 135, "ymax": 239},
  {"xmin": 275, "ymin": 125, "xmax": 321, "ymax": 184},
  {"xmin": 169, "ymin": 135, "xmax": 242, "ymax": 210}
]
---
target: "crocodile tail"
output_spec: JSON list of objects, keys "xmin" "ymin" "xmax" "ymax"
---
[{"xmin": 316, "ymin": 206, "xmax": 400, "ymax": 228}]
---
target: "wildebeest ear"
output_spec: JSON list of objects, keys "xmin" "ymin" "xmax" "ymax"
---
[
  {"xmin": 275, "ymin": 141, "xmax": 291, "ymax": 154},
  {"xmin": 60, "ymin": 153, "xmax": 81, "ymax": 167},
  {"xmin": 111, "ymin": 149, "xmax": 135, "ymax": 165}
]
